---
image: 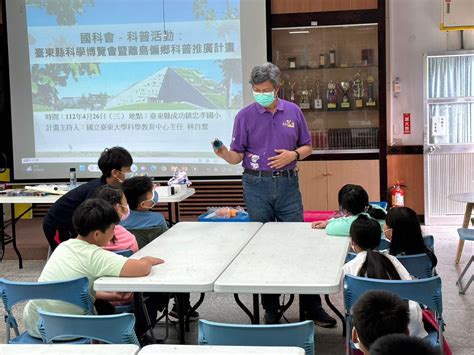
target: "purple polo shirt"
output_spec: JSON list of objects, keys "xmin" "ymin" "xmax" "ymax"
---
[{"xmin": 230, "ymin": 99, "xmax": 311, "ymax": 171}]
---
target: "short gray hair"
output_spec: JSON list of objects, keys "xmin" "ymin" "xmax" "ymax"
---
[{"xmin": 249, "ymin": 62, "xmax": 281, "ymax": 87}]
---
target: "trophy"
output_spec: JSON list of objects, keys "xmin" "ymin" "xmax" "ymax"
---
[
  {"xmin": 288, "ymin": 80, "xmax": 296, "ymax": 102},
  {"xmin": 329, "ymin": 46, "xmax": 336, "ymax": 67},
  {"xmin": 338, "ymin": 81, "xmax": 351, "ymax": 109},
  {"xmin": 366, "ymin": 75, "xmax": 377, "ymax": 107},
  {"xmin": 313, "ymin": 79, "xmax": 323, "ymax": 110},
  {"xmin": 352, "ymin": 72, "xmax": 364, "ymax": 108},
  {"xmin": 279, "ymin": 79, "xmax": 286, "ymax": 100},
  {"xmin": 327, "ymin": 80, "xmax": 337, "ymax": 109},
  {"xmin": 297, "ymin": 76, "xmax": 311, "ymax": 110}
]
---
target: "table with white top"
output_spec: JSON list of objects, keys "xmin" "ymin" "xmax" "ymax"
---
[
  {"xmin": 214, "ymin": 222, "xmax": 349, "ymax": 329},
  {"xmin": 448, "ymin": 192, "xmax": 474, "ymax": 264},
  {"xmin": 139, "ymin": 345, "xmax": 305, "ymax": 354},
  {"xmin": 94, "ymin": 222, "xmax": 263, "ymax": 344},
  {"xmin": 0, "ymin": 188, "xmax": 195, "ymax": 267},
  {"xmin": 0, "ymin": 344, "xmax": 139, "ymax": 355}
]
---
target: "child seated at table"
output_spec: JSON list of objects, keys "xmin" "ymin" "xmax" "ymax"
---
[
  {"xmin": 344, "ymin": 215, "xmax": 427, "ymax": 339},
  {"xmin": 95, "ymin": 186, "xmax": 138, "ymax": 253},
  {"xmin": 121, "ymin": 176, "xmax": 198, "ymax": 322},
  {"xmin": 121, "ymin": 176, "xmax": 168, "ymax": 247},
  {"xmin": 369, "ymin": 334, "xmax": 440, "ymax": 355},
  {"xmin": 23, "ymin": 198, "xmax": 164, "ymax": 341},
  {"xmin": 384, "ymin": 206, "xmax": 438, "ymax": 268},
  {"xmin": 352, "ymin": 290, "xmax": 410, "ymax": 354},
  {"xmin": 312, "ymin": 184, "xmax": 386, "ymax": 236}
]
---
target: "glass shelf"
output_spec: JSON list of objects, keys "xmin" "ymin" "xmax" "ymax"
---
[{"xmin": 272, "ymin": 24, "xmax": 379, "ymax": 153}]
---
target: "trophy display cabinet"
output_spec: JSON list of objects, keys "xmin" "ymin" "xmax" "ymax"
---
[{"xmin": 270, "ymin": 4, "xmax": 387, "ymax": 211}]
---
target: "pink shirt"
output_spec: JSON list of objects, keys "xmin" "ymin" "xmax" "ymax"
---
[{"xmin": 104, "ymin": 225, "xmax": 138, "ymax": 253}]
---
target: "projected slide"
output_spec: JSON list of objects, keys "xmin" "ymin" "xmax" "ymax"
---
[{"xmin": 7, "ymin": 0, "xmax": 267, "ymax": 179}]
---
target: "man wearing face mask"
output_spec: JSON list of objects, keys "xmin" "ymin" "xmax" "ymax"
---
[
  {"xmin": 214, "ymin": 62, "xmax": 336, "ymax": 327},
  {"xmin": 43, "ymin": 146, "xmax": 134, "ymax": 250}
]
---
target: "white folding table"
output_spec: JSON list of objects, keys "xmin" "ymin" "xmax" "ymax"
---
[
  {"xmin": 214, "ymin": 222, "xmax": 349, "ymax": 329},
  {"xmin": 0, "ymin": 344, "xmax": 139, "ymax": 355},
  {"xmin": 94, "ymin": 222, "xmax": 263, "ymax": 344},
  {"xmin": 139, "ymin": 345, "xmax": 305, "ymax": 354}
]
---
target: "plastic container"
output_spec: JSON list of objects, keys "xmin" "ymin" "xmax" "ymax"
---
[{"xmin": 198, "ymin": 211, "xmax": 250, "ymax": 222}]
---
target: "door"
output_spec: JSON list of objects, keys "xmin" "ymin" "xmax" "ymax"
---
[
  {"xmin": 424, "ymin": 52, "xmax": 474, "ymax": 225},
  {"xmin": 297, "ymin": 161, "xmax": 328, "ymax": 210}
]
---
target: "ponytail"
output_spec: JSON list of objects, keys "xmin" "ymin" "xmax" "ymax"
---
[
  {"xmin": 358, "ymin": 250, "xmax": 402, "ymax": 280},
  {"xmin": 366, "ymin": 205, "xmax": 387, "ymax": 220}
]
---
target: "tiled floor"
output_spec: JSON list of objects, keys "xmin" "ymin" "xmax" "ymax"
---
[{"xmin": 0, "ymin": 220, "xmax": 473, "ymax": 353}]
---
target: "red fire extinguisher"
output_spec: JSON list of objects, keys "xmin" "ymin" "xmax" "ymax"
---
[{"xmin": 390, "ymin": 180, "xmax": 406, "ymax": 207}]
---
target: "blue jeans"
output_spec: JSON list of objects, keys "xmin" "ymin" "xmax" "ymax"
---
[
  {"xmin": 242, "ymin": 174, "xmax": 304, "ymax": 223},
  {"xmin": 242, "ymin": 173, "xmax": 322, "ymax": 313}
]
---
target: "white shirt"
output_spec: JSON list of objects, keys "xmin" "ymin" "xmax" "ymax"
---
[{"xmin": 343, "ymin": 251, "xmax": 428, "ymax": 339}]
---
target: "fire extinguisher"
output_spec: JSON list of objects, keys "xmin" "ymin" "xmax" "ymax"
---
[{"xmin": 390, "ymin": 180, "xmax": 406, "ymax": 207}]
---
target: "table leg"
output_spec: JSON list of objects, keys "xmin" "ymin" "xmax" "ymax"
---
[
  {"xmin": 233, "ymin": 294, "xmax": 256, "ymax": 324},
  {"xmin": 324, "ymin": 294, "xmax": 345, "ymax": 337},
  {"xmin": 10, "ymin": 204, "xmax": 23, "ymax": 269},
  {"xmin": 298, "ymin": 295, "xmax": 305, "ymax": 322},
  {"xmin": 252, "ymin": 294, "xmax": 260, "ymax": 324},
  {"xmin": 174, "ymin": 202, "xmax": 180, "ymax": 223},
  {"xmin": 455, "ymin": 203, "xmax": 473, "ymax": 264},
  {"xmin": 176, "ymin": 293, "xmax": 186, "ymax": 344},
  {"xmin": 135, "ymin": 292, "xmax": 157, "ymax": 343},
  {"xmin": 167, "ymin": 203, "xmax": 173, "ymax": 226},
  {"xmin": 186, "ymin": 293, "xmax": 205, "ymax": 332}
]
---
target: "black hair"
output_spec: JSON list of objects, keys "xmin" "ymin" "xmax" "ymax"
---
[
  {"xmin": 370, "ymin": 334, "xmax": 440, "ymax": 355},
  {"xmin": 122, "ymin": 176, "xmax": 154, "ymax": 210},
  {"xmin": 93, "ymin": 185, "xmax": 124, "ymax": 205},
  {"xmin": 72, "ymin": 198, "xmax": 120, "ymax": 237},
  {"xmin": 97, "ymin": 146, "xmax": 133, "ymax": 178},
  {"xmin": 351, "ymin": 215, "xmax": 402, "ymax": 280},
  {"xmin": 350, "ymin": 214, "xmax": 382, "ymax": 250},
  {"xmin": 352, "ymin": 290, "xmax": 409, "ymax": 350},
  {"xmin": 338, "ymin": 184, "xmax": 387, "ymax": 220},
  {"xmin": 386, "ymin": 207, "xmax": 438, "ymax": 267}
]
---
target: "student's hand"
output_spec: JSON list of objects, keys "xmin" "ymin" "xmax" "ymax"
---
[
  {"xmin": 268, "ymin": 149, "xmax": 298, "ymax": 169},
  {"xmin": 141, "ymin": 256, "xmax": 165, "ymax": 265},
  {"xmin": 312, "ymin": 220, "xmax": 328, "ymax": 229},
  {"xmin": 116, "ymin": 292, "xmax": 134, "ymax": 303}
]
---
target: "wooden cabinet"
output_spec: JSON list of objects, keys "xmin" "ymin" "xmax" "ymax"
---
[
  {"xmin": 298, "ymin": 160, "xmax": 380, "ymax": 210},
  {"xmin": 271, "ymin": 0, "xmax": 378, "ymax": 14}
]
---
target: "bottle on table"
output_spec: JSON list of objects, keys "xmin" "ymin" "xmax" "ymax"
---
[{"xmin": 69, "ymin": 168, "xmax": 77, "ymax": 189}]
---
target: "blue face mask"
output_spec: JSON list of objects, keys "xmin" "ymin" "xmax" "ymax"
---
[
  {"xmin": 152, "ymin": 190, "xmax": 159, "ymax": 204},
  {"xmin": 253, "ymin": 90, "xmax": 275, "ymax": 107}
]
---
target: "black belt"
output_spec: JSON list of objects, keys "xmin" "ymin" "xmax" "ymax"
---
[{"xmin": 244, "ymin": 169, "xmax": 297, "ymax": 178}]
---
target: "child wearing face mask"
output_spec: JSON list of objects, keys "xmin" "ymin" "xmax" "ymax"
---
[
  {"xmin": 120, "ymin": 176, "xmax": 168, "ymax": 248},
  {"xmin": 95, "ymin": 186, "xmax": 139, "ymax": 253}
]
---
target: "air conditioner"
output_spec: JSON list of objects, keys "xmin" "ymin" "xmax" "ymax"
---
[{"xmin": 440, "ymin": 0, "xmax": 474, "ymax": 30}]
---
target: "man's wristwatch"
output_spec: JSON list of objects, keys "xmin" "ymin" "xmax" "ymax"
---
[{"xmin": 294, "ymin": 150, "xmax": 300, "ymax": 161}]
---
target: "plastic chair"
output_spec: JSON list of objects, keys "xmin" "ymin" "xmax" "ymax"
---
[
  {"xmin": 128, "ymin": 226, "xmax": 167, "ymax": 249},
  {"xmin": 343, "ymin": 275, "xmax": 444, "ymax": 354},
  {"xmin": 369, "ymin": 201, "xmax": 388, "ymax": 210},
  {"xmin": 397, "ymin": 253, "xmax": 434, "ymax": 279},
  {"xmin": 0, "ymin": 277, "xmax": 93, "ymax": 344},
  {"xmin": 423, "ymin": 235, "xmax": 435, "ymax": 251},
  {"xmin": 114, "ymin": 249, "xmax": 134, "ymax": 257},
  {"xmin": 456, "ymin": 228, "xmax": 474, "ymax": 294},
  {"xmin": 198, "ymin": 319, "xmax": 315, "ymax": 355},
  {"xmin": 38, "ymin": 310, "xmax": 140, "ymax": 345}
]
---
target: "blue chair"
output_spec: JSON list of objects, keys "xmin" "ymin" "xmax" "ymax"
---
[
  {"xmin": 423, "ymin": 235, "xmax": 435, "ymax": 251},
  {"xmin": 456, "ymin": 228, "xmax": 474, "ymax": 294},
  {"xmin": 343, "ymin": 275, "xmax": 444, "ymax": 354},
  {"xmin": 397, "ymin": 253, "xmax": 434, "ymax": 279},
  {"xmin": 114, "ymin": 249, "xmax": 134, "ymax": 257},
  {"xmin": 198, "ymin": 319, "xmax": 315, "ymax": 355},
  {"xmin": 39, "ymin": 310, "xmax": 140, "ymax": 345},
  {"xmin": 0, "ymin": 277, "xmax": 93, "ymax": 344},
  {"xmin": 369, "ymin": 201, "xmax": 388, "ymax": 210}
]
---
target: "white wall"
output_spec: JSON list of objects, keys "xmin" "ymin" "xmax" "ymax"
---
[{"xmin": 387, "ymin": 0, "xmax": 474, "ymax": 146}]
